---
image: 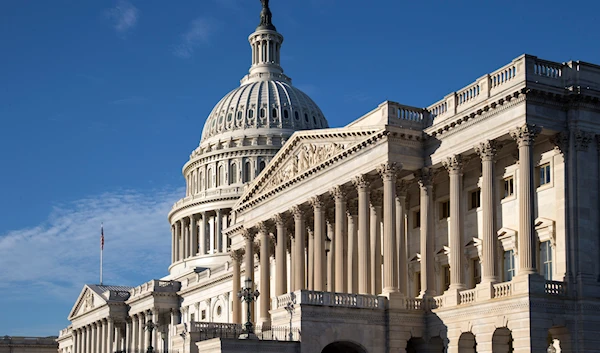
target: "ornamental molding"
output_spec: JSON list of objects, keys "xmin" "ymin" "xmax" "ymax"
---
[
  {"xmin": 184, "ymin": 146, "xmax": 281, "ymax": 174},
  {"xmin": 234, "ymin": 128, "xmax": 387, "ymax": 212},
  {"xmin": 574, "ymin": 128, "xmax": 594, "ymax": 151}
]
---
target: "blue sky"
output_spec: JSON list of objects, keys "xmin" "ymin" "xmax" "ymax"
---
[{"xmin": 1, "ymin": 0, "xmax": 599, "ymax": 336}]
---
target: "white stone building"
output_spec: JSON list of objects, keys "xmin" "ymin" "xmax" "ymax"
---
[{"xmin": 58, "ymin": 1, "xmax": 600, "ymax": 352}]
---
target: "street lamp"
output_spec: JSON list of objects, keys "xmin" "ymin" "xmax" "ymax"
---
[
  {"xmin": 284, "ymin": 302, "xmax": 294, "ymax": 341},
  {"xmin": 237, "ymin": 277, "xmax": 260, "ymax": 338},
  {"xmin": 145, "ymin": 310, "xmax": 158, "ymax": 353}
]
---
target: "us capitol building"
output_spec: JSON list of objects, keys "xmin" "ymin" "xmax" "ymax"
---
[{"xmin": 57, "ymin": 1, "xmax": 600, "ymax": 352}]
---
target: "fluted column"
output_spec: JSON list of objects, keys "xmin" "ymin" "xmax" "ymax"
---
[
  {"xmin": 86, "ymin": 326, "xmax": 91, "ymax": 353},
  {"xmin": 379, "ymin": 163, "xmax": 399, "ymax": 295},
  {"xmin": 310, "ymin": 195, "xmax": 326, "ymax": 291},
  {"xmin": 290, "ymin": 231, "xmax": 296, "ymax": 292},
  {"xmin": 98, "ymin": 321, "xmax": 104, "ymax": 353},
  {"xmin": 396, "ymin": 182, "xmax": 409, "ymax": 296},
  {"xmin": 231, "ymin": 249, "xmax": 243, "ymax": 324},
  {"xmin": 190, "ymin": 215, "xmax": 198, "ymax": 256},
  {"xmin": 125, "ymin": 319, "xmax": 132, "ymax": 353},
  {"xmin": 331, "ymin": 186, "xmax": 347, "ymax": 293},
  {"xmin": 132, "ymin": 315, "xmax": 139, "ymax": 353},
  {"xmin": 347, "ymin": 202, "xmax": 359, "ymax": 293},
  {"xmin": 443, "ymin": 155, "xmax": 466, "ymax": 289},
  {"xmin": 171, "ymin": 225, "xmax": 175, "ymax": 263},
  {"xmin": 152, "ymin": 309, "xmax": 159, "ymax": 351},
  {"xmin": 182, "ymin": 218, "xmax": 189, "ymax": 259},
  {"xmin": 292, "ymin": 206, "xmax": 306, "ymax": 290},
  {"xmin": 353, "ymin": 175, "xmax": 371, "ymax": 294},
  {"xmin": 417, "ymin": 169, "xmax": 435, "ymax": 297},
  {"xmin": 177, "ymin": 220, "xmax": 183, "ymax": 261},
  {"xmin": 370, "ymin": 190, "xmax": 383, "ymax": 295},
  {"xmin": 475, "ymin": 141, "xmax": 500, "ymax": 282},
  {"xmin": 138, "ymin": 313, "xmax": 145, "ymax": 352},
  {"xmin": 258, "ymin": 222, "xmax": 271, "ymax": 325},
  {"xmin": 72, "ymin": 330, "xmax": 78, "ymax": 353},
  {"xmin": 216, "ymin": 209, "xmax": 223, "ymax": 252},
  {"xmin": 274, "ymin": 214, "xmax": 287, "ymax": 296},
  {"xmin": 242, "ymin": 228, "xmax": 255, "ymax": 283},
  {"xmin": 107, "ymin": 319, "xmax": 114, "ymax": 353},
  {"xmin": 307, "ymin": 228, "xmax": 314, "ymax": 290},
  {"xmin": 199, "ymin": 212, "xmax": 207, "ymax": 255},
  {"xmin": 511, "ymin": 124, "xmax": 541, "ymax": 274},
  {"xmin": 326, "ymin": 216, "xmax": 335, "ymax": 292},
  {"xmin": 91, "ymin": 323, "xmax": 97, "ymax": 353}
]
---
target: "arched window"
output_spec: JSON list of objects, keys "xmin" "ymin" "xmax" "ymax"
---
[
  {"xmin": 207, "ymin": 168, "xmax": 213, "ymax": 189},
  {"xmin": 230, "ymin": 163, "xmax": 237, "ymax": 184},
  {"xmin": 217, "ymin": 165, "xmax": 224, "ymax": 186},
  {"xmin": 284, "ymin": 110, "xmax": 289, "ymax": 119},
  {"xmin": 237, "ymin": 111, "xmax": 242, "ymax": 120},
  {"xmin": 244, "ymin": 161, "xmax": 251, "ymax": 182},
  {"xmin": 260, "ymin": 108, "xmax": 266, "ymax": 118},
  {"xmin": 249, "ymin": 110, "xmax": 254, "ymax": 119},
  {"xmin": 272, "ymin": 108, "xmax": 278, "ymax": 118},
  {"xmin": 294, "ymin": 111, "xmax": 299, "ymax": 120},
  {"xmin": 304, "ymin": 113, "xmax": 309, "ymax": 122},
  {"xmin": 259, "ymin": 160, "xmax": 266, "ymax": 173},
  {"xmin": 199, "ymin": 171, "xmax": 204, "ymax": 191}
]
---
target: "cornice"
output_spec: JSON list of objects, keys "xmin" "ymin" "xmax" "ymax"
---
[
  {"xmin": 183, "ymin": 146, "xmax": 281, "ymax": 174},
  {"xmin": 169, "ymin": 196, "xmax": 238, "ymax": 220}
]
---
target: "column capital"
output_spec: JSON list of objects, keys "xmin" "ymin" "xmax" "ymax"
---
[
  {"xmin": 291, "ymin": 205, "xmax": 304, "ymax": 220},
  {"xmin": 416, "ymin": 168, "xmax": 435, "ymax": 188},
  {"xmin": 241, "ymin": 228, "xmax": 255, "ymax": 241},
  {"xmin": 442, "ymin": 154, "xmax": 464, "ymax": 173},
  {"xmin": 256, "ymin": 221, "xmax": 268, "ymax": 235},
  {"xmin": 574, "ymin": 128, "xmax": 594, "ymax": 151},
  {"xmin": 352, "ymin": 174, "xmax": 371, "ymax": 190},
  {"xmin": 550, "ymin": 131, "xmax": 569, "ymax": 155},
  {"xmin": 329, "ymin": 185, "xmax": 347, "ymax": 201},
  {"xmin": 510, "ymin": 123, "xmax": 541, "ymax": 147},
  {"xmin": 309, "ymin": 195, "xmax": 325, "ymax": 209},
  {"xmin": 272, "ymin": 213, "xmax": 285, "ymax": 226},
  {"xmin": 474, "ymin": 140, "xmax": 500, "ymax": 161},
  {"xmin": 377, "ymin": 162, "xmax": 401, "ymax": 181},
  {"xmin": 230, "ymin": 249, "xmax": 244, "ymax": 262}
]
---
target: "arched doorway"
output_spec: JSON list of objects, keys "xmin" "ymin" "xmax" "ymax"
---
[
  {"xmin": 492, "ymin": 327, "xmax": 513, "ymax": 353},
  {"xmin": 406, "ymin": 337, "xmax": 426, "ymax": 353},
  {"xmin": 321, "ymin": 341, "xmax": 367, "ymax": 353},
  {"xmin": 458, "ymin": 332, "xmax": 477, "ymax": 353}
]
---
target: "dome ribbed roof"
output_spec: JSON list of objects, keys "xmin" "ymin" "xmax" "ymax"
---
[{"xmin": 200, "ymin": 80, "xmax": 328, "ymax": 142}]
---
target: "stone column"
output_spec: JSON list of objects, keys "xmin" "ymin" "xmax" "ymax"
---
[
  {"xmin": 396, "ymin": 182, "xmax": 409, "ymax": 296},
  {"xmin": 171, "ymin": 225, "xmax": 175, "ymax": 263},
  {"xmin": 242, "ymin": 229, "xmax": 255, "ymax": 283},
  {"xmin": 258, "ymin": 222, "xmax": 271, "ymax": 325},
  {"xmin": 107, "ymin": 319, "xmax": 114, "ymax": 353},
  {"xmin": 331, "ymin": 186, "xmax": 347, "ymax": 293},
  {"xmin": 199, "ymin": 212, "xmax": 207, "ymax": 255},
  {"xmin": 91, "ymin": 323, "xmax": 97, "ymax": 353},
  {"xmin": 475, "ymin": 141, "xmax": 500, "ymax": 283},
  {"xmin": 511, "ymin": 124, "xmax": 541, "ymax": 274},
  {"xmin": 417, "ymin": 169, "xmax": 436, "ymax": 297},
  {"xmin": 310, "ymin": 195, "xmax": 326, "ymax": 291},
  {"xmin": 379, "ymin": 162, "xmax": 399, "ymax": 295},
  {"xmin": 274, "ymin": 214, "xmax": 287, "ymax": 296},
  {"xmin": 86, "ymin": 326, "xmax": 91, "ymax": 353},
  {"xmin": 72, "ymin": 330, "xmax": 78, "ymax": 353},
  {"xmin": 152, "ymin": 309, "xmax": 159, "ymax": 351},
  {"xmin": 231, "ymin": 249, "xmax": 243, "ymax": 324},
  {"xmin": 177, "ymin": 220, "xmax": 183, "ymax": 261},
  {"xmin": 190, "ymin": 214, "xmax": 198, "ymax": 256},
  {"xmin": 292, "ymin": 206, "xmax": 306, "ymax": 290},
  {"xmin": 443, "ymin": 155, "xmax": 466, "ymax": 289},
  {"xmin": 216, "ymin": 209, "xmax": 223, "ymax": 252},
  {"xmin": 182, "ymin": 218, "xmax": 189, "ymax": 259},
  {"xmin": 326, "ymin": 215, "xmax": 335, "ymax": 292},
  {"xmin": 125, "ymin": 319, "xmax": 132, "ymax": 353},
  {"xmin": 347, "ymin": 202, "xmax": 359, "ymax": 293},
  {"xmin": 307, "ymin": 228, "xmax": 314, "ymax": 290},
  {"xmin": 290, "ymin": 231, "xmax": 296, "ymax": 292},
  {"xmin": 370, "ymin": 190, "xmax": 383, "ymax": 295},
  {"xmin": 353, "ymin": 174, "xmax": 371, "ymax": 294},
  {"xmin": 132, "ymin": 315, "xmax": 139, "ymax": 353},
  {"xmin": 97, "ymin": 322, "xmax": 104, "ymax": 353}
]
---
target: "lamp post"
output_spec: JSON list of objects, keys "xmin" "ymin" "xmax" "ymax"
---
[
  {"xmin": 237, "ymin": 277, "xmax": 260, "ymax": 339},
  {"xmin": 145, "ymin": 310, "xmax": 158, "ymax": 353},
  {"xmin": 284, "ymin": 302, "xmax": 294, "ymax": 341}
]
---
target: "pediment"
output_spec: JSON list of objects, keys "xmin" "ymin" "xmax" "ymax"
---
[
  {"xmin": 236, "ymin": 127, "xmax": 385, "ymax": 209},
  {"xmin": 68, "ymin": 285, "xmax": 108, "ymax": 320}
]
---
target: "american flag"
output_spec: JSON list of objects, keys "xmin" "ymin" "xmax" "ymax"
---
[{"xmin": 101, "ymin": 224, "xmax": 104, "ymax": 250}]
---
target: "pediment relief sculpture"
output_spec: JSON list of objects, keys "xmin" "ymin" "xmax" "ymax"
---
[{"xmin": 83, "ymin": 290, "xmax": 94, "ymax": 312}]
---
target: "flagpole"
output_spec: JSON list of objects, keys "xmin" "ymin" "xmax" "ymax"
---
[{"xmin": 100, "ymin": 223, "xmax": 104, "ymax": 286}]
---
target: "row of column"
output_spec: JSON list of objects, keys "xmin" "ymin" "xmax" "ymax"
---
[
  {"xmin": 171, "ymin": 210, "xmax": 229, "ymax": 264},
  {"xmin": 72, "ymin": 319, "xmax": 116, "ymax": 353},
  {"xmin": 123, "ymin": 310, "xmax": 160, "ymax": 353}
]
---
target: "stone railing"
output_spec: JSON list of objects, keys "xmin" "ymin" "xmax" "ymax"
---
[
  {"xmin": 493, "ymin": 282, "xmax": 513, "ymax": 298},
  {"xmin": 58, "ymin": 327, "xmax": 72, "ymax": 338},
  {"xmin": 426, "ymin": 54, "xmax": 600, "ymax": 125},
  {"xmin": 129, "ymin": 280, "xmax": 181, "ymax": 297},
  {"xmin": 172, "ymin": 186, "xmax": 243, "ymax": 209},
  {"xmin": 545, "ymin": 280, "xmax": 567, "ymax": 296},
  {"xmin": 402, "ymin": 298, "xmax": 423, "ymax": 310},
  {"xmin": 187, "ymin": 322, "xmax": 300, "ymax": 342},
  {"xmin": 459, "ymin": 289, "xmax": 476, "ymax": 305},
  {"xmin": 0, "ymin": 336, "xmax": 59, "ymax": 346},
  {"xmin": 432, "ymin": 295, "xmax": 444, "ymax": 309},
  {"xmin": 274, "ymin": 290, "xmax": 386, "ymax": 310}
]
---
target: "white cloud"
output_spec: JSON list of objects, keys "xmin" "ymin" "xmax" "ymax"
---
[
  {"xmin": 173, "ymin": 18, "xmax": 214, "ymax": 59},
  {"xmin": 106, "ymin": 0, "xmax": 139, "ymax": 35},
  {"xmin": 0, "ymin": 187, "xmax": 183, "ymax": 303}
]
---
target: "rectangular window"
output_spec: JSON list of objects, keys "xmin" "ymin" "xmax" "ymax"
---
[
  {"xmin": 539, "ymin": 163, "xmax": 551, "ymax": 186},
  {"xmin": 472, "ymin": 258, "xmax": 481, "ymax": 286},
  {"xmin": 504, "ymin": 176, "xmax": 514, "ymax": 198},
  {"xmin": 413, "ymin": 210, "xmax": 421, "ymax": 228},
  {"xmin": 190, "ymin": 313, "xmax": 195, "ymax": 322},
  {"xmin": 470, "ymin": 189, "xmax": 481, "ymax": 210},
  {"xmin": 443, "ymin": 265, "xmax": 451, "ymax": 291},
  {"xmin": 540, "ymin": 241, "xmax": 553, "ymax": 280},
  {"xmin": 201, "ymin": 310, "xmax": 206, "ymax": 320},
  {"xmin": 440, "ymin": 200, "xmax": 450, "ymax": 219},
  {"xmin": 415, "ymin": 271, "xmax": 421, "ymax": 296},
  {"xmin": 503, "ymin": 250, "xmax": 515, "ymax": 281}
]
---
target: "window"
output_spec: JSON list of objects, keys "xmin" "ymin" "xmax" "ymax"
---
[
  {"xmin": 230, "ymin": 164, "xmax": 237, "ymax": 184},
  {"xmin": 540, "ymin": 241, "xmax": 553, "ymax": 280},
  {"xmin": 472, "ymin": 258, "xmax": 481, "ymax": 286},
  {"xmin": 272, "ymin": 108, "xmax": 278, "ymax": 118},
  {"xmin": 294, "ymin": 111, "xmax": 299, "ymax": 120},
  {"xmin": 503, "ymin": 250, "xmax": 515, "ymax": 281},
  {"xmin": 217, "ymin": 165, "xmax": 224, "ymax": 186},
  {"xmin": 470, "ymin": 189, "xmax": 481, "ymax": 210},
  {"xmin": 260, "ymin": 108, "xmax": 265, "ymax": 118},
  {"xmin": 413, "ymin": 210, "xmax": 421, "ymax": 228},
  {"xmin": 443, "ymin": 265, "xmax": 450, "ymax": 291},
  {"xmin": 237, "ymin": 111, "xmax": 243, "ymax": 120},
  {"xmin": 207, "ymin": 168, "xmax": 213, "ymax": 189},
  {"xmin": 284, "ymin": 109, "xmax": 289, "ymax": 119},
  {"xmin": 440, "ymin": 200, "xmax": 450, "ymax": 219},
  {"xmin": 201, "ymin": 310, "xmax": 206, "ymax": 320},
  {"xmin": 415, "ymin": 271, "xmax": 421, "ymax": 297},
  {"xmin": 504, "ymin": 176, "xmax": 514, "ymax": 198},
  {"xmin": 248, "ymin": 110, "xmax": 254, "ymax": 119},
  {"xmin": 190, "ymin": 313, "xmax": 195, "ymax": 322},
  {"xmin": 538, "ymin": 163, "xmax": 551, "ymax": 186},
  {"xmin": 304, "ymin": 113, "xmax": 309, "ymax": 122},
  {"xmin": 244, "ymin": 161, "xmax": 251, "ymax": 182},
  {"xmin": 259, "ymin": 160, "xmax": 266, "ymax": 173}
]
